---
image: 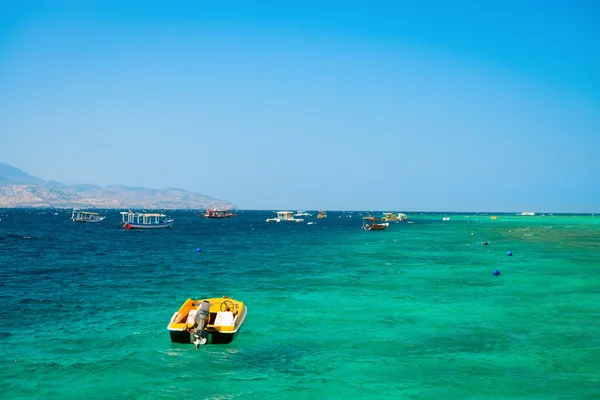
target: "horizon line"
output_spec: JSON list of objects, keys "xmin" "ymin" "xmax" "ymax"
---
[{"xmin": 0, "ymin": 207, "xmax": 596, "ymax": 215}]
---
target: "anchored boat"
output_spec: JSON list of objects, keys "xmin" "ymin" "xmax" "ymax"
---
[
  {"xmin": 120, "ymin": 210, "xmax": 174, "ymax": 229},
  {"xmin": 362, "ymin": 216, "xmax": 389, "ymax": 231},
  {"xmin": 71, "ymin": 210, "xmax": 106, "ymax": 223},
  {"xmin": 266, "ymin": 211, "xmax": 304, "ymax": 223},
  {"xmin": 168, "ymin": 296, "xmax": 247, "ymax": 349},
  {"xmin": 294, "ymin": 210, "xmax": 312, "ymax": 217},
  {"xmin": 203, "ymin": 209, "xmax": 237, "ymax": 218},
  {"xmin": 382, "ymin": 212, "xmax": 408, "ymax": 222}
]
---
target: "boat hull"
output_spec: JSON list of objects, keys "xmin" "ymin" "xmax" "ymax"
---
[
  {"xmin": 370, "ymin": 224, "xmax": 388, "ymax": 230},
  {"xmin": 124, "ymin": 221, "xmax": 173, "ymax": 229},
  {"xmin": 363, "ymin": 224, "xmax": 388, "ymax": 231},
  {"xmin": 169, "ymin": 329, "xmax": 239, "ymax": 344},
  {"xmin": 73, "ymin": 218, "xmax": 105, "ymax": 223}
]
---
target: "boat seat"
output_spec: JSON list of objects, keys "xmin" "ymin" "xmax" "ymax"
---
[
  {"xmin": 186, "ymin": 309, "xmax": 198, "ymax": 326},
  {"xmin": 170, "ymin": 312, "xmax": 177, "ymax": 322},
  {"xmin": 213, "ymin": 311, "xmax": 234, "ymax": 326}
]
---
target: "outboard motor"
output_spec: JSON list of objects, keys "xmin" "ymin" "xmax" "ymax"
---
[{"xmin": 192, "ymin": 301, "xmax": 211, "ymax": 349}]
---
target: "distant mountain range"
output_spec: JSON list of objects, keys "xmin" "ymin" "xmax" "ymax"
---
[{"xmin": 0, "ymin": 163, "xmax": 236, "ymax": 209}]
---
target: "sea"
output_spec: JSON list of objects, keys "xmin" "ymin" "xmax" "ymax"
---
[{"xmin": 0, "ymin": 209, "xmax": 598, "ymax": 399}]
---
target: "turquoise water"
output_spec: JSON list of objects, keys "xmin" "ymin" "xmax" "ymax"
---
[{"xmin": 1, "ymin": 209, "xmax": 599, "ymax": 399}]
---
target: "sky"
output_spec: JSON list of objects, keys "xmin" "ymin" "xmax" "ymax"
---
[{"xmin": 1, "ymin": 1, "xmax": 599, "ymax": 212}]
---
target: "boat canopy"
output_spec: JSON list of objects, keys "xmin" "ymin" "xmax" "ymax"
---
[
  {"xmin": 120, "ymin": 212, "xmax": 167, "ymax": 217},
  {"xmin": 77, "ymin": 211, "xmax": 101, "ymax": 216}
]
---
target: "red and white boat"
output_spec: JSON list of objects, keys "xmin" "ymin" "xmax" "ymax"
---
[
  {"xmin": 203, "ymin": 209, "xmax": 237, "ymax": 218},
  {"xmin": 362, "ymin": 216, "xmax": 389, "ymax": 231}
]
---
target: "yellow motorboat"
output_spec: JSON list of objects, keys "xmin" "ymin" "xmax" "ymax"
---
[{"xmin": 168, "ymin": 296, "xmax": 247, "ymax": 349}]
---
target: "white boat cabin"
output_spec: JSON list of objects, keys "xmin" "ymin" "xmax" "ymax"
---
[
  {"xmin": 120, "ymin": 211, "xmax": 171, "ymax": 225},
  {"xmin": 71, "ymin": 210, "xmax": 105, "ymax": 222},
  {"xmin": 266, "ymin": 211, "xmax": 304, "ymax": 223}
]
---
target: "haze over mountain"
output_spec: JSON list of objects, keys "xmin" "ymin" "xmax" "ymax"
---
[{"xmin": 0, "ymin": 163, "xmax": 235, "ymax": 209}]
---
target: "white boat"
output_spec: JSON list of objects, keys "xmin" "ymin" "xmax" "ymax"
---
[
  {"xmin": 293, "ymin": 210, "xmax": 312, "ymax": 217},
  {"xmin": 521, "ymin": 211, "xmax": 535, "ymax": 216},
  {"xmin": 266, "ymin": 211, "xmax": 304, "ymax": 223},
  {"xmin": 120, "ymin": 211, "xmax": 174, "ymax": 229},
  {"xmin": 382, "ymin": 212, "xmax": 408, "ymax": 222},
  {"xmin": 71, "ymin": 210, "xmax": 106, "ymax": 223}
]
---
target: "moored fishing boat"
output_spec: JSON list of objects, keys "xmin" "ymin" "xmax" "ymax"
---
[
  {"xmin": 362, "ymin": 216, "xmax": 389, "ymax": 231},
  {"xmin": 71, "ymin": 210, "xmax": 106, "ymax": 223},
  {"xmin": 203, "ymin": 209, "xmax": 237, "ymax": 218},
  {"xmin": 266, "ymin": 211, "xmax": 304, "ymax": 222},
  {"xmin": 168, "ymin": 296, "xmax": 247, "ymax": 349},
  {"xmin": 120, "ymin": 210, "xmax": 173, "ymax": 229},
  {"xmin": 317, "ymin": 210, "xmax": 327, "ymax": 219},
  {"xmin": 293, "ymin": 210, "xmax": 312, "ymax": 217},
  {"xmin": 382, "ymin": 212, "xmax": 408, "ymax": 222}
]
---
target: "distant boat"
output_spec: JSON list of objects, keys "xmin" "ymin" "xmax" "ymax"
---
[
  {"xmin": 520, "ymin": 211, "xmax": 535, "ymax": 216},
  {"xmin": 293, "ymin": 210, "xmax": 312, "ymax": 217},
  {"xmin": 266, "ymin": 211, "xmax": 304, "ymax": 223},
  {"xmin": 120, "ymin": 211, "xmax": 174, "ymax": 229},
  {"xmin": 491, "ymin": 215, "xmax": 498, "ymax": 220},
  {"xmin": 203, "ymin": 209, "xmax": 237, "ymax": 218},
  {"xmin": 362, "ymin": 216, "xmax": 389, "ymax": 231},
  {"xmin": 382, "ymin": 212, "xmax": 408, "ymax": 222},
  {"xmin": 317, "ymin": 210, "xmax": 327, "ymax": 219},
  {"xmin": 71, "ymin": 210, "xmax": 106, "ymax": 223},
  {"xmin": 442, "ymin": 217, "xmax": 450, "ymax": 221}
]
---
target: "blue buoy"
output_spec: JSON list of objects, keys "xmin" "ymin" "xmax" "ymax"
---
[
  {"xmin": 196, "ymin": 248, "xmax": 202, "ymax": 253},
  {"xmin": 507, "ymin": 251, "xmax": 512, "ymax": 256},
  {"xmin": 493, "ymin": 269, "xmax": 500, "ymax": 276}
]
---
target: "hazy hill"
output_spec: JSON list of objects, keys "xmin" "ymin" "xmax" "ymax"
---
[
  {"xmin": 0, "ymin": 163, "xmax": 235, "ymax": 209},
  {"xmin": 0, "ymin": 163, "xmax": 45, "ymax": 185}
]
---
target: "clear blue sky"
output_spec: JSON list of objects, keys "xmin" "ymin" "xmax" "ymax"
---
[{"xmin": 1, "ymin": 1, "xmax": 598, "ymax": 212}]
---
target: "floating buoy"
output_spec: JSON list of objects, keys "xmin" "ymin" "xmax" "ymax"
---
[
  {"xmin": 196, "ymin": 248, "xmax": 202, "ymax": 253},
  {"xmin": 493, "ymin": 269, "xmax": 500, "ymax": 276},
  {"xmin": 507, "ymin": 251, "xmax": 512, "ymax": 256},
  {"xmin": 483, "ymin": 241, "xmax": 488, "ymax": 245}
]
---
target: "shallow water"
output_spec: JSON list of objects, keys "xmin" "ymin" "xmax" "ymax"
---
[{"xmin": 1, "ymin": 210, "xmax": 599, "ymax": 399}]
